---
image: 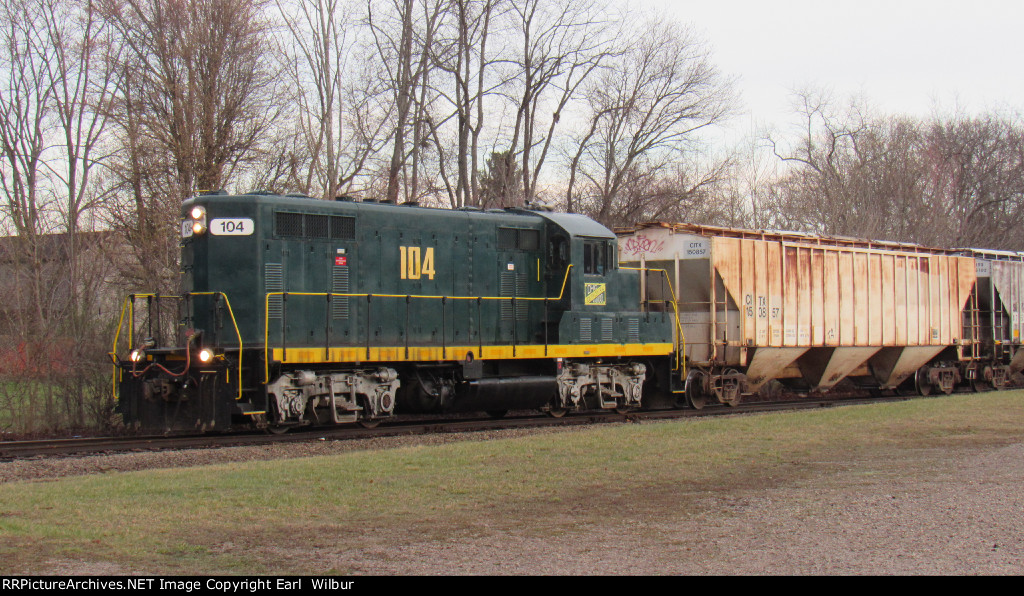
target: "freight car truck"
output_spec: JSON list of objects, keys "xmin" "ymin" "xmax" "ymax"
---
[{"xmin": 616, "ymin": 222, "xmax": 981, "ymax": 406}]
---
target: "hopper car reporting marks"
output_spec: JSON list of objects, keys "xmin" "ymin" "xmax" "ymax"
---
[
  {"xmin": 615, "ymin": 222, "xmax": 1023, "ymax": 407},
  {"xmin": 111, "ymin": 192, "xmax": 681, "ymax": 433}
]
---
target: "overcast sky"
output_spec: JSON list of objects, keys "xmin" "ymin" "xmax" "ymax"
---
[{"xmin": 644, "ymin": 0, "xmax": 1024, "ymax": 140}]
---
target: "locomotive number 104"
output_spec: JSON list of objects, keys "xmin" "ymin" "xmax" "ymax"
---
[{"xmin": 399, "ymin": 245, "xmax": 436, "ymax": 280}]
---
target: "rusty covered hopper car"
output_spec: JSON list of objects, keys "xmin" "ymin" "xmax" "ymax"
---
[
  {"xmin": 616, "ymin": 222, "xmax": 982, "ymax": 406},
  {"xmin": 955, "ymin": 248, "xmax": 1024, "ymax": 385}
]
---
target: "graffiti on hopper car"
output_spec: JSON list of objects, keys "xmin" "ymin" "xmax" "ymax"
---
[{"xmin": 620, "ymin": 234, "xmax": 665, "ymax": 257}]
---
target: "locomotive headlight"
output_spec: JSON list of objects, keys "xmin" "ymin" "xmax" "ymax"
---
[
  {"xmin": 197, "ymin": 348, "xmax": 214, "ymax": 363},
  {"xmin": 129, "ymin": 349, "xmax": 144, "ymax": 363},
  {"xmin": 189, "ymin": 205, "xmax": 207, "ymax": 235}
]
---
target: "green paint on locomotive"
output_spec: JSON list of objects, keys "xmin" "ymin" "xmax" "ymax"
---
[{"xmin": 179, "ymin": 193, "xmax": 674, "ymax": 355}]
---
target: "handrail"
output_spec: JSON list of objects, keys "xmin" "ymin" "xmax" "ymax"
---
[
  {"xmin": 263, "ymin": 265, "xmax": 575, "ymax": 382},
  {"xmin": 110, "ymin": 293, "xmax": 182, "ymax": 400},
  {"xmin": 189, "ymin": 292, "xmax": 244, "ymax": 401},
  {"xmin": 621, "ymin": 266, "xmax": 687, "ymax": 378},
  {"xmin": 110, "ymin": 292, "xmax": 244, "ymax": 401}
]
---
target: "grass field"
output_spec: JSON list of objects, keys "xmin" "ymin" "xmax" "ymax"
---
[{"xmin": 2, "ymin": 391, "xmax": 1023, "ymax": 574}]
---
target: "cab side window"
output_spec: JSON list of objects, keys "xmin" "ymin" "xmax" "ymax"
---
[
  {"xmin": 583, "ymin": 240, "xmax": 606, "ymax": 275},
  {"xmin": 549, "ymin": 235, "xmax": 568, "ymax": 269}
]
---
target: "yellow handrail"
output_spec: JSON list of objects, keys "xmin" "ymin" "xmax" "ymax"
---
[
  {"xmin": 263, "ymin": 265, "xmax": 575, "ymax": 382},
  {"xmin": 621, "ymin": 266, "xmax": 687, "ymax": 378},
  {"xmin": 189, "ymin": 292, "xmax": 244, "ymax": 401},
  {"xmin": 110, "ymin": 292, "xmax": 244, "ymax": 401}
]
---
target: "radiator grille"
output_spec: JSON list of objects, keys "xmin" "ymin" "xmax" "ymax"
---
[
  {"xmin": 331, "ymin": 216, "xmax": 355, "ymax": 239},
  {"xmin": 306, "ymin": 214, "xmax": 329, "ymax": 238},
  {"xmin": 275, "ymin": 212, "xmax": 355, "ymax": 239},
  {"xmin": 275, "ymin": 213, "xmax": 302, "ymax": 237},
  {"xmin": 498, "ymin": 228, "xmax": 517, "ymax": 250}
]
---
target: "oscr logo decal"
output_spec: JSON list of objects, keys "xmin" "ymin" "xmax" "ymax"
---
[{"xmin": 584, "ymin": 283, "xmax": 606, "ymax": 305}]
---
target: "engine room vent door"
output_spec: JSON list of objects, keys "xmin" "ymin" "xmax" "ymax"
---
[
  {"xmin": 579, "ymin": 317, "xmax": 592, "ymax": 342},
  {"xmin": 500, "ymin": 271, "xmax": 528, "ymax": 321},
  {"xmin": 266, "ymin": 263, "xmax": 284, "ymax": 318},
  {"xmin": 628, "ymin": 318, "xmax": 640, "ymax": 343},
  {"xmin": 332, "ymin": 265, "xmax": 350, "ymax": 320}
]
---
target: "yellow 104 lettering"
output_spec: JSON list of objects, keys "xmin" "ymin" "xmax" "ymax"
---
[{"xmin": 399, "ymin": 246, "xmax": 436, "ymax": 280}]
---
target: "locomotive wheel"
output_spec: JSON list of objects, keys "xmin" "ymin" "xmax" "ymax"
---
[
  {"xmin": 547, "ymin": 406, "xmax": 568, "ymax": 418},
  {"xmin": 358, "ymin": 418, "xmax": 381, "ymax": 429},
  {"xmin": 267, "ymin": 424, "xmax": 291, "ymax": 435},
  {"xmin": 614, "ymin": 405, "xmax": 634, "ymax": 415}
]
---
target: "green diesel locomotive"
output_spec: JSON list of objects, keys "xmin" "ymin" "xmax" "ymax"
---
[{"xmin": 112, "ymin": 192, "xmax": 682, "ymax": 432}]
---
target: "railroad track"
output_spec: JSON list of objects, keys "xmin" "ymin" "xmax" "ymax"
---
[{"xmin": 0, "ymin": 393, "xmax": 915, "ymax": 461}]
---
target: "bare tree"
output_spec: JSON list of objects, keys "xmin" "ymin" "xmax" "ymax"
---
[
  {"xmin": 762, "ymin": 89, "xmax": 1024, "ymax": 250},
  {"xmin": 503, "ymin": 0, "xmax": 611, "ymax": 205},
  {"xmin": 451, "ymin": 0, "xmax": 499, "ymax": 207},
  {"xmin": 763, "ymin": 89, "xmax": 896, "ymax": 237},
  {"xmin": 922, "ymin": 112, "xmax": 1024, "ymax": 250},
  {"xmin": 278, "ymin": 0, "xmax": 390, "ymax": 200},
  {"xmin": 611, "ymin": 155, "xmax": 736, "ymax": 226},
  {"xmin": 99, "ymin": 0, "xmax": 282, "ymax": 289},
  {"xmin": 368, "ymin": 0, "xmax": 422, "ymax": 203},
  {"xmin": 0, "ymin": 0, "xmax": 121, "ymax": 433},
  {"xmin": 45, "ymin": 0, "xmax": 118, "ymax": 337},
  {"xmin": 0, "ymin": 0, "xmax": 59, "ymax": 337},
  {"xmin": 566, "ymin": 18, "xmax": 734, "ymax": 226}
]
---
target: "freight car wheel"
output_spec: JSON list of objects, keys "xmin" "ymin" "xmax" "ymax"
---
[
  {"xmin": 915, "ymin": 368, "xmax": 933, "ymax": 396},
  {"xmin": 971, "ymin": 378, "xmax": 991, "ymax": 393},
  {"xmin": 685, "ymin": 370, "xmax": 708, "ymax": 410},
  {"xmin": 893, "ymin": 378, "xmax": 915, "ymax": 396},
  {"xmin": 487, "ymin": 410, "xmax": 509, "ymax": 419}
]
